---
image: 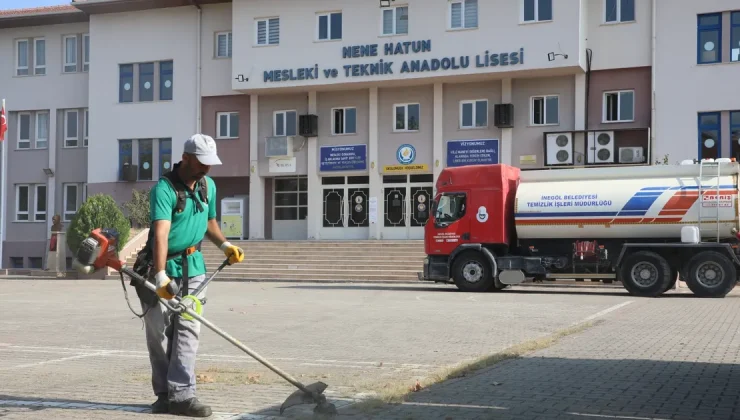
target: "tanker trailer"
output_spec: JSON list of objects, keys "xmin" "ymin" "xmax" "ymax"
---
[{"xmin": 420, "ymin": 159, "xmax": 740, "ymax": 298}]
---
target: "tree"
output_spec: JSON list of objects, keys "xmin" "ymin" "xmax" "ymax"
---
[
  {"xmin": 122, "ymin": 187, "xmax": 151, "ymax": 228},
  {"xmin": 67, "ymin": 194, "xmax": 131, "ymax": 254}
]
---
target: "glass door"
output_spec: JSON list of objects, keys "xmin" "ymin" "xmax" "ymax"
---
[
  {"xmin": 321, "ymin": 176, "xmax": 370, "ymax": 240},
  {"xmin": 381, "ymin": 174, "xmax": 433, "ymax": 239}
]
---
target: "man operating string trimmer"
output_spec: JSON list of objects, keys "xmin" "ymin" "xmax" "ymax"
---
[{"xmin": 138, "ymin": 134, "xmax": 245, "ymax": 417}]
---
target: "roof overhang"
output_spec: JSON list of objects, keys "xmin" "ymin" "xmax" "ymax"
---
[
  {"xmin": 0, "ymin": 6, "xmax": 88, "ymax": 29},
  {"xmin": 72, "ymin": 0, "xmax": 232, "ymax": 15}
]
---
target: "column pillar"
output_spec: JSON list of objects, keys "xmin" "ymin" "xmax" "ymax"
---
[
  {"xmin": 574, "ymin": 73, "xmax": 587, "ymax": 165},
  {"xmin": 433, "ymin": 83, "xmax": 444, "ymax": 183},
  {"xmin": 48, "ymin": 108, "xmax": 57, "ymax": 237},
  {"xmin": 248, "ymin": 94, "xmax": 265, "ymax": 239},
  {"xmin": 368, "ymin": 87, "xmax": 381, "ymax": 240},
  {"xmin": 306, "ymin": 91, "xmax": 321, "ymax": 240},
  {"xmin": 501, "ymin": 78, "xmax": 513, "ymax": 165}
]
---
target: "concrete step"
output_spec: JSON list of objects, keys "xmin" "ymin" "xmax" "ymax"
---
[
  {"xmin": 203, "ymin": 272, "xmax": 420, "ymax": 281},
  {"xmin": 116, "ymin": 240, "xmax": 426, "ymax": 284}
]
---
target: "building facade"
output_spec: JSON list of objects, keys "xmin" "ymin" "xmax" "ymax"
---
[
  {"xmin": 1, "ymin": 0, "xmax": 733, "ymax": 267},
  {"xmin": 653, "ymin": 0, "xmax": 740, "ymax": 164}
]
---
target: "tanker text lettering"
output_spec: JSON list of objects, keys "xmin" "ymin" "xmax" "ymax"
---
[{"xmin": 527, "ymin": 193, "xmax": 612, "ymax": 208}]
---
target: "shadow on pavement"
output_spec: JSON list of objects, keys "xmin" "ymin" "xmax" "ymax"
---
[
  {"xmin": 0, "ymin": 395, "xmax": 151, "ymax": 414},
  {"xmin": 331, "ymin": 357, "xmax": 740, "ymax": 420},
  {"xmin": 279, "ymin": 283, "xmax": 705, "ymax": 299}
]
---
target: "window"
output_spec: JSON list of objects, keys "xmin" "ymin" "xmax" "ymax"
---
[
  {"xmin": 274, "ymin": 176, "xmax": 308, "ymax": 221},
  {"xmin": 531, "ymin": 95, "xmax": 559, "ymax": 125},
  {"xmin": 605, "ymin": 0, "xmax": 634, "ymax": 23},
  {"xmin": 159, "ymin": 60, "xmax": 173, "ymax": 101},
  {"xmin": 317, "ymin": 12, "xmax": 342, "ymax": 40},
  {"xmin": 15, "ymin": 184, "xmax": 29, "ymax": 221},
  {"xmin": 64, "ymin": 110, "xmax": 79, "ymax": 147},
  {"xmin": 394, "ymin": 103, "xmax": 420, "ymax": 132},
  {"xmin": 732, "ymin": 12, "xmax": 740, "ymax": 62},
  {"xmin": 460, "ymin": 99, "xmax": 487, "ymax": 128},
  {"xmin": 216, "ymin": 31, "xmax": 232, "ymax": 58},
  {"xmin": 119, "ymin": 139, "xmax": 133, "ymax": 181},
  {"xmin": 332, "ymin": 107, "xmax": 357, "ymax": 135},
  {"xmin": 138, "ymin": 139, "xmax": 153, "ymax": 181},
  {"xmin": 435, "ymin": 192, "xmax": 467, "ymax": 224},
  {"xmin": 17, "ymin": 112, "xmax": 31, "ymax": 149},
  {"xmin": 697, "ymin": 13, "xmax": 722, "ymax": 64},
  {"xmin": 34, "ymin": 38, "xmax": 46, "ymax": 75},
  {"xmin": 382, "ymin": 6, "xmax": 408, "ymax": 35},
  {"xmin": 36, "ymin": 112, "xmax": 49, "ymax": 149},
  {"xmin": 256, "ymin": 17, "xmax": 280, "ymax": 45},
  {"xmin": 731, "ymin": 111, "xmax": 740, "ymax": 161},
  {"xmin": 139, "ymin": 62, "xmax": 154, "ymax": 102},
  {"xmin": 83, "ymin": 109, "xmax": 88, "ymax": 147},
  {"xmin": 119, "ymin": 61, "xmax": 173, "ymax": 103},
  {"xmin": 35, "ymin": 184, "xmax": 46, "ymax": 222},
  {"xmin": 160, "ymin": 138, "xmax": 172, "ymax": 175},
  {"xmin": 63, "ymin": 35, "xmax": 77, "ymax": 73},
  {"xmin": 119, "ymin": 64, "xmax": 134, "ymax": 103},
  {"xmin": 274, "ymin": 110, "xmax": 297, "ymax": 136},
  {"xmin": 217, "ymin": 112, "xmax": 239, "ymax": 138},
  {"xmin": 29, "ymin": 257, "xmax": 42, "ymax": 269},
  {"xmin": 450, "ymin": 0, "xmax": 478, "ymax": 29},
  {"xmin": 10, "ymin": 257, "xmax": 24, "ymax": 269},
  {"xmin": 63, "ymin": 184, "xmax": 79, "ymax": 221},
  {"xmin": 83, "ymin": 34, "xmax": 90, "ymax": 71},
  {"xmin": 16, "ymin": 39, "xmax": 29, "ymax": 76},
  {"xmin": 523, "ymin": 0, "xmax": 552, "ymax": 23},
  {"xmin": 698, "ymin": 112, "xmax": 721, "ymax": 160},
  {"xmin": 603, "ymin": 90, "xmax": 634, "ymax": 122}
]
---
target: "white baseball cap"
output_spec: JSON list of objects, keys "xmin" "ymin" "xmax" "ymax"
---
[{"xmin": 183, "ymin": 134, "xmax": 222, "ymax": 165}]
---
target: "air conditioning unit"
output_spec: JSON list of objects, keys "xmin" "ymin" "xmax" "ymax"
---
[
  {"xmin": 619, "ymin": 146, "xmax": 645, "ymax": 164},
  {"xmin": 265, "ymin": 136, "xmax": 294, "ymax": 158},
  {"xmin": 588, "ymin": 131, "xmax": 615, "ymax": 164},
  {"xmin": 299, "ymin": 114, "xmax": 318, "ymax": 137},
  {"xmin": 494, "ymin": 103, "xmax": 514, "ymax": 128},
  {"xmin": 121, "ymin": 164, "xmax": 138, "ymax": 182},
  {"xmin": 545, "ymin": 132, "xmax": 573, "ymax": 165}
]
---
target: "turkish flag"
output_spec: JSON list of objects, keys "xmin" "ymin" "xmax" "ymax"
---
[{"xmin": 0, "ymin": 101, "xmax": 7, "ymax": 142}]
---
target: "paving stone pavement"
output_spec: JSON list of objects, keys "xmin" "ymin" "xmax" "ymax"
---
[
  {"xmin": 1, "ymin": 279, "xmax": 737, "ymax": 419},
  {"xmin": 336, "ymin": 290, "xmax": 740, "ymax": 420}
]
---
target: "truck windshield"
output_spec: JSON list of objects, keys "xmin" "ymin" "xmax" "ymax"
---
[{"xmin": 435, "ymin": 193, "xmax": 466, "ymax": 224}]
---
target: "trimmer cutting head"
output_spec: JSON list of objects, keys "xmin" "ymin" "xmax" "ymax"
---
[{"xmin": 280, "ymin": 381, "xmax": 337, "ymax": 416}]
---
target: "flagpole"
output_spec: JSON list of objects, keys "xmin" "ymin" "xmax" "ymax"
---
[{"xmin": 0, "ymin": 98, "xmax": 7, "ymax": 269}]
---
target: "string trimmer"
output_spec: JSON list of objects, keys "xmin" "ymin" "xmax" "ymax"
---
[{"xmin": 72, "ymin": 228, "xmax": 337, "ymax": 417}]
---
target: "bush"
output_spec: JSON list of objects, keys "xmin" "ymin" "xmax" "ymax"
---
[
  {"xmin": 122, "ymin": 187, "xmax": 151, "ymax": 228},
  {"xmin": 67, "ymin": 194, "xmax": 131, "ymax": 254}
]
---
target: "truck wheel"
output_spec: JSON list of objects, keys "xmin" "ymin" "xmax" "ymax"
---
[
  {"xmin": 452, "ymin": 251, "xmax": 494, "ymax": 293},
  {"xmin": 618, "ymin": 251, "xmax": 672, "ymax": 297},
  {"xmin": 683, "ymin": 251, "xmax": 736, "ymax": 298}
]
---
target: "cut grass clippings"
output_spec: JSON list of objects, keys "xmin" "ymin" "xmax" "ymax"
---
[{"xmin": 352, "ymin": 319, "xmax": 603, "ymax": 412}]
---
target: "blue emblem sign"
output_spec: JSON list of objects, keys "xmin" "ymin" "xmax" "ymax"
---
[
  {"xmin": 319, "ymin": 144, "xmax": 367, "ymax": 171},
  {"xmin": 446, "ymin": 139, "xmax": 499, "ymax": 167},
  {"xmin": 396, "ymin": 144, "xmax": 416, "ymax": 164}
]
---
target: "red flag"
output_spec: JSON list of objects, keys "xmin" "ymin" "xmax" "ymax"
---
[{"xmin": 0, "ymin": 100, "xmax": 7, "ymax": 142}]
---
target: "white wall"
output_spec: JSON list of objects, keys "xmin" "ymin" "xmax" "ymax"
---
[
  {"xmin": 585, "ymin": 0, "xmax": 652, "ymax": 70},
  {"xmin": 87, "ymin": 6, "xmax": 199, "ymax": 183},
  {"xmin": 232, "ymin": 0, "xmax": 584, "ymax": 92},
  {"xmin": 654, "ymin": 0, "xmax": 740, "ymax": 163},
  {"xmin": 0, "ymin": 22, "xmax": 89, "ymax": 111},
  {"xmin": 201, "ymin": 3, "xmax": 236, "ymax": 97}
]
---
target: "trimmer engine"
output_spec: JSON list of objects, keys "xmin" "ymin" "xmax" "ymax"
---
[{"xmin": 71, "ymin": 228, "xmax": 124, "ymax": 274}]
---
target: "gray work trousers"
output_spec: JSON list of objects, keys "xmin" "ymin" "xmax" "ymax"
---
[{"xmin": 140, "ymin": 274, "xmax": 207, "ymax": 403}]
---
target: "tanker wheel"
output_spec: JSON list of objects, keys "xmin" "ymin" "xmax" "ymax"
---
[
  {"xmin": 683, "ymin": 251, "xmax": 737, "ymax": 298},
  {"xmin": 452, "ymin": 251, "xmax": 494, "ymax": 293},
  {"xmin": 618, "ymin": 251, "xmax": 672, "ymax": 297}
]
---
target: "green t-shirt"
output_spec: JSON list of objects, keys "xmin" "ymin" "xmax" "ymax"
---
[{"xmin": 149, "ymin": 175, "xmax": 217, "ymax": 279}]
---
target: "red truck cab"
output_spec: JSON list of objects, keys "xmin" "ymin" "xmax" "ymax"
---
[{"xmin": 422, "ymin": 164, "xmax": 521, "ymax": 291}]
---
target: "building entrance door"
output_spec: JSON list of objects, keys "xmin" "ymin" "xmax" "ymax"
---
[
  {"xmin": 320, "ymin": 175, "xmax": 370, "ymax": 240},
  {"xmin": 381, "ymin": 174, "xmax": 434, "ymax": 240}
]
